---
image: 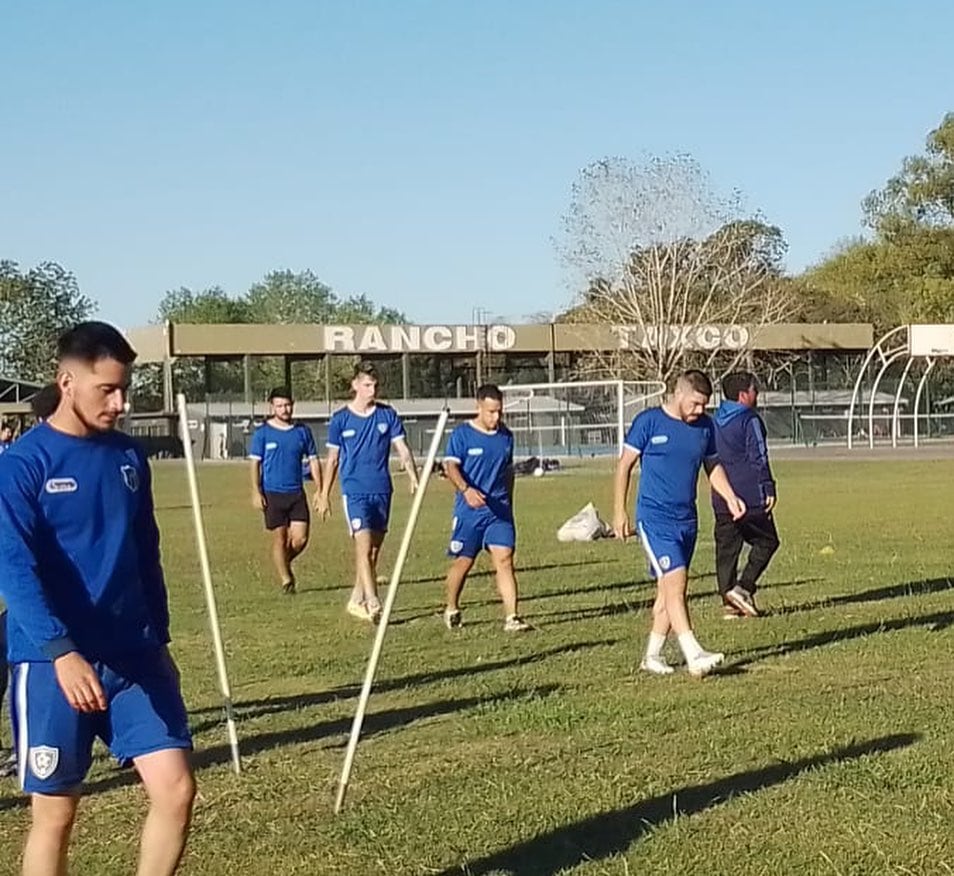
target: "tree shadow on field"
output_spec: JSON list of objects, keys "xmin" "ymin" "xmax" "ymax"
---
[
  {"xmin": 434, "ymin": 733, "xmax": 918, "ymax": 876},
  {"xmin": 187, "ymin": 639, "xmax": 615, "ymax": 733},
  {"xmin": 0, "ymin": 685, "xmax": 561, "ymax": 810},
  {"xmin": 768, "ymin": 577, "xmax": 954, "ymax": 618},
  {"xmin": 729, "ymin": 606, "xmax": 954, "ymax": 671}
]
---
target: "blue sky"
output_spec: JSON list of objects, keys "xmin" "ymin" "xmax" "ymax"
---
[{"xmin": 2, "ymin": 0, "xmax": 952, "ymax": 329}]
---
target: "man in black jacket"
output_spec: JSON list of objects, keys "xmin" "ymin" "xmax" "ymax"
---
[{"xmin": 711, "ymin": 372, "xmax": 780, "ymax": 618}]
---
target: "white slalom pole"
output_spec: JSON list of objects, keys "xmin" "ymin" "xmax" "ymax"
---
[
  {"xmin": 176, "ymin": 393, "xmax": 242, "ymax": 775},
  {"xmin": 334, "ymin": 407, "xmax": 450, "ymax": 813}
]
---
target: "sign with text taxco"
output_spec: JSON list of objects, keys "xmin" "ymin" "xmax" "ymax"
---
[
  {"xmin": 612, "ymin": 324, "xmax": 751, "ymax": 351},
  {"xmin": 322, "ymin": 324, "xmax": 519, "ymax": 353}
]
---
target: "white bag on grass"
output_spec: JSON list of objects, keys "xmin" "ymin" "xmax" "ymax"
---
[{"xmin": 556, "ymin": 502, "xmax": 613, "ymax": 542}]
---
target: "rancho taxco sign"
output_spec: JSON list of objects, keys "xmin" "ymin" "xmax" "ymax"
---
[{"xmin": 321, "ymin": 323, "xmax": 752, "ymax": 354}]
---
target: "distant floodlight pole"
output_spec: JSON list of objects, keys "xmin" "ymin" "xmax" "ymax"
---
[
  {"xmin": 176, "ymin": 393, "xmax": 241, "ymax": 775},
  {"xmin": 334, "ymin": 406, "xmax": 451, "ymax": 814}
]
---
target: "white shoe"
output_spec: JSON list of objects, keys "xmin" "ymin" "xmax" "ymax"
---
[
  {"xmin": 639, "ymin": 655, "xmax": 675, "ymax": 675},
  {"xmin": 346, "ymin": 600, "xmax": 370, "ymax": 621},
  {"xmin": 686, "ymin": 650, "xmax": 724, "ymax": 677}
]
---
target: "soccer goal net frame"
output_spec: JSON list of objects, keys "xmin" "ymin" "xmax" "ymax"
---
[{"xmin": 500, "ymin": 379, "xmax": 666, "ymax": 458}]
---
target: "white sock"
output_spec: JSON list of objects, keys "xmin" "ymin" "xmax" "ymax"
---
[
  {"xmin": 677, "ymin": 631, "xmax": 703, "ymax": 661},
  {"xmin": 645, "ymin": 632, "xmax": 667, "ymax": 659}
]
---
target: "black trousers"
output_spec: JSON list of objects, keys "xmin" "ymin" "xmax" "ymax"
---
[{"xmin": 714, "ymin": 511, "xmax": 780, "ymax": 597}]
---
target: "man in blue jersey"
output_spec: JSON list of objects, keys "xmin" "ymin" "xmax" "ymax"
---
[
  {"xmin": 711, "ymin": 372, "xmax": 779, "ymax": 619},
  {"xmin": 441, "ymin": 384, "xmax": 531, "ymax": 632},
  {"xmin": 0, "ymin": 322, "xmax": 194, "ymax": 876},
  {"xmin": 320, "ymin": 362, "xmax": 419, "ymax": 623},
  {"xmin": 613, "ymin": 370, "xmax": 746, "ymax": 678},
  {"xmin": 249, "ymin": 387, "xmax": 325, "ymax": 595},
  {"xmin": 0, "ymin": 421, "xmax": 14, "ymax": 454}
]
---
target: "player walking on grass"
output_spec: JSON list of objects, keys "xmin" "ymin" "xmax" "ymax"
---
[
  {"xmin": 249, "ymin": 387, "xmax": 326, "ymax": 595},
  {"xmin": 0, "ymin": 322, "xmax": 194, "ymax": 876},
  {"xmin": 711, "ymin": 372, "xmax": 780, "ymax": 619},
  {"xmin": 441, "ymin": 384, "xmax": 531, "ymax": 633},
  {"xmin": 613, "ymin": 369, "xmax": 746, "ymax": 678},
  {"xmin": 321, "ymin": 362, "xmax": 419, "ymax": 623}
]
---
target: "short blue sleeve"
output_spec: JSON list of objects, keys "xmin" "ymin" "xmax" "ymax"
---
[
  {"xmin": 624, "ymin": 412, "xmax": 651, "ymax": 454},
  {"xmin": 327, "ymin": 413, "xmax": 343, "ymax": 449},
  {"xmin": 301, "ymin": 426, "xmax": 318, "ymax": 459},
  {"xmin": 445, "ymin": 426, "xmax": 465, "ymax": 463},
  {"xmin": 704, "ymin": 419, "xmax": 718, "ymax": 459},
  {"xmin": 249, "ymin": 425, "xmax": 265, "ymax": 459},
  {"xmin": 388, "ymin": 407, "xmax": 405, "ymax": 442}
]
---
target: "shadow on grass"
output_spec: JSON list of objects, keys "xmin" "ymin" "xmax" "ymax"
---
[
  {"xmin": 434, "ymin": 732, "xmax": 918, "ymax": 876},
  {"xmin": 768, "ymin": 577, "xmax": 954, "ymax": 617},
  {"xmin": 0, "ymin": 685, "xmax": 560, "ymax": 812},
  {"xmin": 731, "ymin": 606, "xmax": 954, "ymax": 671},
  {"xmin": 188, "ymin": 639, "xmax": 615, "ymax": 733}
]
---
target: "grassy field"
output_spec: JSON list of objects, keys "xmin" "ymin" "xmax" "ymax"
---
[{"xmin": 2, "ymin": 456, "xmax": 954, "ymax": 875}]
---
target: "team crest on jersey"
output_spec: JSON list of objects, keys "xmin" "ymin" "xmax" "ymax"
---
[
  {"xmin": 350, "ymin": 517, "xmax": 363, "ymax": 531},
  {"xmin": 44, "ymin": 478, "xmax": 78, "ymax": 494},
  {"xmin": 342, "ymin": 429, "xmax": 356, "ymax": 438},
  {"xmin": 449, "ymin": 540, "xmax": 464, "ymax": 554},
  {"xmin": 29, "ymin": 745, "xmax": 59, "ymax": 780},
  {"xmin": 650, "ymin": 435, "xmax": 669, "ymax": 445},
  {"xmin": 659, "ymin": 555, "xmax": 672, "ymax": 571},
  {"xmin": 467, "ymin": 447, "xmax": 483, "ymax": 456},
  {"xmin": 120, "ymin": 465, "xmax": 140, "ymax": 492},
  {"xmin": 377, "ymin": 423, "xmax": 388, "ymax": 434}
]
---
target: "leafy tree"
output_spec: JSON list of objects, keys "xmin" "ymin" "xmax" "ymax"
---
[{"xmin": 0, "ymin": 261, "xmax": 95, "ymax": 382}]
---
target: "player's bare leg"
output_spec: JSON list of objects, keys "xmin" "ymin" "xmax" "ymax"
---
[
  {"xmin": 657, "ymin": 567, "xmax": 722, "ymax": 676},
  {"xmin": 286, "ymin": 521, "xmax": 309, "ymax": 561},
  {"xmin": 22, "ymin": 792, "xmax": 78, "ymax": 876},
  {"xmin": 352, "ymin": 530, "xmax": 385, "ymax": 621},
  {"xmin": 444, "ymin": 556, "xmax": 475, "ymax": 626},
  {"xmin": 134, "ymin": 749, "xmax": 195, "ymax": 876},
  {"xmin": 270, "ymin": 526, "xmax": 293, "ymax": 591},
  {"xmin": 641, "ymin": 582, "xmax": 675, "ymax": 675},
  {"xmin": 489, "ymin": 547, "xmax": 530, "ymax": 631}
]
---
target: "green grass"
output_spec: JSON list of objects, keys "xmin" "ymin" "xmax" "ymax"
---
[{"xmin": 2, "ymin": 457, "xmax": 954, "ymax": 875}]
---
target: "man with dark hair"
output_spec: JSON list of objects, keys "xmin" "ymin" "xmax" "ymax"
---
[
  {"xmin": 441, "ymin": 384, "xmax": 531, "ymax": 632},
  {"xmin": 0, "ymin": 422, "xmax": 14, "ymax": 454},
  {"xmin": 320, "ymin": 362, "xmax": 419, "ymax": 623},
  {"xmin": 30, "ymin": 384, "xmax": 61, "ymax": 423},
  {"xmin": 613, "ymin": 370, "xmax": 746, "ymax": 677},
  {"xmin": 249, "ymin": 387, "xmax": 325, "ymax": 595},
  {"xmin": 0, "ymin": 321, "xmax": 195, "ymax": 875},
  {"xmin": 711, "ymin": 371, "xmax": 779, "ymax": 619}
]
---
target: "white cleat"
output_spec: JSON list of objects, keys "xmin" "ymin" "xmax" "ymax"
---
[
  {"xmin": 686, "ymin": 650, "xmax": 724, "ymax": 678},
  {"xmin": 639, "ymin": 655, "xmax": 675, "ymax": 675}
]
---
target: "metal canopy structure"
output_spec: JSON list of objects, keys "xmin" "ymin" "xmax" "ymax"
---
[{"xmin": 847, "ymin": 324, "xmax": 954, "ymax": 449}]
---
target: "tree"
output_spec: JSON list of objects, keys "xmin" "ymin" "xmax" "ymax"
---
[
  {"xmin": 154, "ymin": 286, "xmax": 251, "ymax": 324},
  {"xmin": 556, "ymin": 155, "xmax": 794, "ymax": 384},
  {"xmin": 0, "ymin": 261, "xmax": 95, "ymax": 381}
]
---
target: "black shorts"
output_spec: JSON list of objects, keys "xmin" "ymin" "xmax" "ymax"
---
[{"xmin": 264, "ymin": 491, "xmax": 309, "ymax": 530}]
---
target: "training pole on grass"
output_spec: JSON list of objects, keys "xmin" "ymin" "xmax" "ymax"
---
[
  {"xmin": 176, "ymin": 393, "xmax": 242, "ymax": 775},
  {"xmin": 334, "ymin": 406, "xmax": 450, "ymax": 813}
]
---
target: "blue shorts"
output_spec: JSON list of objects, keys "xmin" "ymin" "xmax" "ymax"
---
[
  {"xmin": 636, "ymin": 518, "xmax": 697, "ymax": 579},
  {"xmin": 343, "ymin": 493, "xmax": 392, "ymax": 535},
  {"xmin": 10, "ymin": 650, "xmax": 192, "ymax": 794},
  {"xmin": 448, "ymin": 506, "xmax": 516, "ymax": 558}
]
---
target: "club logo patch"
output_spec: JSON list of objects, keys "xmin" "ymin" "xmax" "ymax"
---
[
  {"xmin": 449, "ymin": 540, "xmax": 464, "ymax": 554},
  {"xmin": 29, "ymin": 745, "xmax": 59, "ymax": 780},
  {"xmin": 44, "ymin": 478, "xmax": 77, "ymax": 494},
  {"xmin": 659, "ymin": 555, "xmax": 672, "ymax": 571},
  {"xmin": 120, "ymin": 465, "xmax": 140, "ymax": 492},
  {"xmin": 265, "ymin": 442, "xmax": 278, "ymax": 450},
  {"xmin": 650, "ymin": 435, "xmax": 669, "ymax": 445},
  {"xmin": 342, "ymin": 429, "xmax": 356, "ymax": 438},
  {"xmin": 350, "ymin": 517, "xmax": 363, "ymax": 531},
  {"xmin": 377, "ymin": 423, "xmax": 388, "ymax": 434},
  {"xmin": 467, "ymin": 447, "xmax": 484, "ymax": 456}
]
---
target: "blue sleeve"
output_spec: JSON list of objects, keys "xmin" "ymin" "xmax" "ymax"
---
[
  {"xmin": 327, "ymin": 413, "xmax": 342, "ymax": 449},
  {"xmin": 249, "ymin": 426, "xmax": 264, "ymax": 459},
  {"xmin": 302, "ymin": 426, "xmax": 318, "ymax": 459},
  {"xmin": 704, "ymin": 420, "xmax": 718, "ymax": 460},
  {"xmin": 624, "ymin": 413, "xmax": 650, "ymax": 453},
  {"xmin": 0, "ymin": 456, "xmax": 77, "ymax": 659},
  {"xmin": 444, "ymin": 427, "xmax": 464, "ymax": 463},
  {"xmin": 389, "ymin": 408, "xmax": 405, "ymax": 442},
  {"xmin": 134, "ymin": 451, "xmax": 171, "ymax": 645},
  {"xmin": 746, "ymin": 416, "xmax": 776, "ymax": 497}
]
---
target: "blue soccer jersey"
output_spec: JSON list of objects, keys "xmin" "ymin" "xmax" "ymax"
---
[
  {"xmin": 444, "ymin": 421, "xmax": 514, "ymax": 516},
  {"xmin": 249, "ymin": 422, "xmax": 318, "ymax": 494},
  {"xmin": 327, "ymin": 404, "xmax": 405, "ymax": 495},
  {"xmin": 625, "ymin": 407, "xmax": 718, "ymax": 523},
  {"xmin": 0, "ymin": 424, "xmax": 171, "ymax": 664}
]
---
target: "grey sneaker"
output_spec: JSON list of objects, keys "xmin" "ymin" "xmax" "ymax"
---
[
  {"xmin": 443, "ymin": 608, "xmax": 462, "ymax": 629},
  {"xmin": 725, "ymin": 586, "xmax": 759, "ymax": 618},
  {"xmin": 503, "ymin": 614, "xmax": 532, "ymax": 632}
]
